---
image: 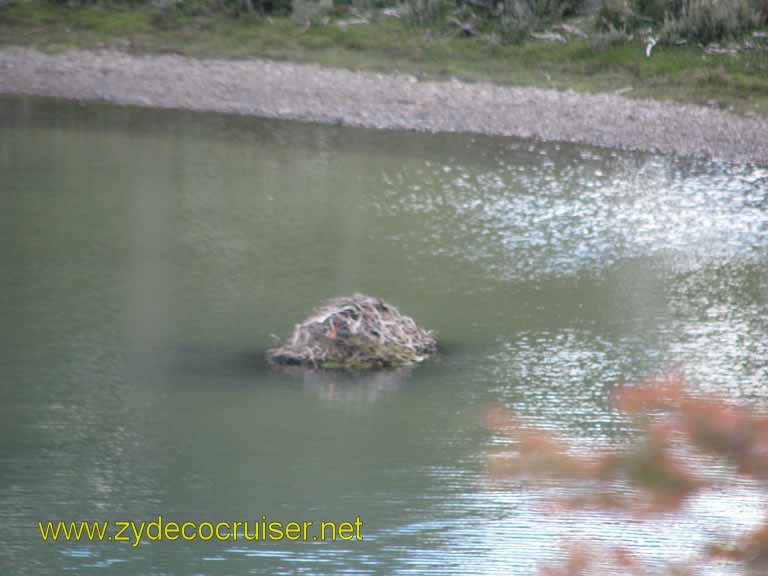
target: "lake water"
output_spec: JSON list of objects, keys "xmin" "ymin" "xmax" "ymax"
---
[{"xmin": 1, "ymin": 96, "xmax": 767, "ymax": 575}]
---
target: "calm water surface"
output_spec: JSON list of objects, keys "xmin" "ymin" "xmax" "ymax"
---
[{"xmin": 1, "ymin": 96, "xmax": 767, "ymax": 575}]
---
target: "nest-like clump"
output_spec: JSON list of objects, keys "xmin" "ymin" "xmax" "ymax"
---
[{"xmin": 268, "ymin": 294, "xmax": 437, "ymax": 369}]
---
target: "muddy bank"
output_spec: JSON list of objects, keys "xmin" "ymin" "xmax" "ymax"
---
[{"xmin": 0, "ymin": 47, "xmax": 765, "ymax": 163}]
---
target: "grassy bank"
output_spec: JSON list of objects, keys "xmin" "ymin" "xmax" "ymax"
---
[{"xmin": 1, "ymin": 0, "xmax": 767, "ymax": 115}]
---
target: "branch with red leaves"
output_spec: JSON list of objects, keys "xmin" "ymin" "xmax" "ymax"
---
[{"xmin": 485, "ymin": 374, "xmax": 768, "ymax": 574}]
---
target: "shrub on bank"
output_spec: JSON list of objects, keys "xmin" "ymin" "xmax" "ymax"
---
[
  {"xmin": 409, "ymin": 0, "xmax": 765, "ymax": 43},
  {"xmin": 36, "ymin": 0, "xmax": 768, "ymax": 45},
  {"xmin": 44, "ymin": 0, "xmax": 291, "ymax": 15},
  {"xmin": 500, "ymin": 0, "xmax": 587, "ymax": 41},
  {"xmin": 400, "ymin": 0, "xmax": 589, "ymax": 42},
  {"xmin": 597, "ymin": 0, "xmax": 767, "ymax": 42},
  {"xmin": 657, "ymin": 0, "xmax": 765, "ymax": 43}
]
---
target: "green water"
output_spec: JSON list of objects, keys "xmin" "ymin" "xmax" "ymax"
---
[{"xmin": 1, "ymin": 96, "xmax": 767, "ymax": 575}]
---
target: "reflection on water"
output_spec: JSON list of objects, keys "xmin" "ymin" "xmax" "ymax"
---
[
  {"xmin": 295, "ymin": 367, "xmax": 413, "ymax": 403},
  {"xmin": 379, "ymin": 150, "xmax": 767, "ymax": 280},
  {"xmin": 664, "ymin": 260, "xmax": 768, "ymax": 396},
  {"xmin": 0, "ymin": 96, "xmax": 766, "ymax": 575}
]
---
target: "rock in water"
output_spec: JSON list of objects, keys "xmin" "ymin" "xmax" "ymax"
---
[{"xmin": 268, "ymin": 294, "xmax": 437, "ymax": 369}]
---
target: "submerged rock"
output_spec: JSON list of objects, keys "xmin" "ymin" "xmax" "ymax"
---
[{"xmin": 268, "ymin": 294, "xmax": 437, "ymax": 369}]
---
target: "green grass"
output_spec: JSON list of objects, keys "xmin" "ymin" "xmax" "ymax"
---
[{"xmin": 1, "ymin": 0, "xmax": 767, "ymax": 115}]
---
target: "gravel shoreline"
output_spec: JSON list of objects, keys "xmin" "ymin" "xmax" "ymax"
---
[{"xmin": 1, "ymin": 47, "xmax": 766, "ymax": 164}]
